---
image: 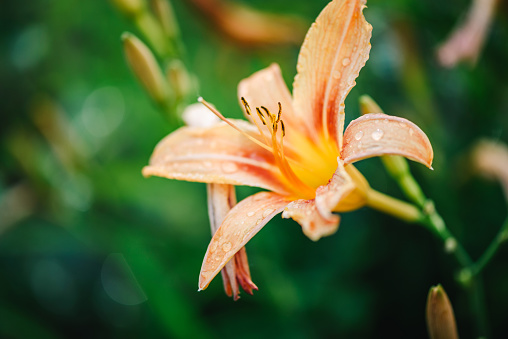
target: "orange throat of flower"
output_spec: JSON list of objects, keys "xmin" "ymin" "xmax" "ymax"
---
[{"xmin": 199, "ymin": 97, "xmax": 340, "ymax": 200}]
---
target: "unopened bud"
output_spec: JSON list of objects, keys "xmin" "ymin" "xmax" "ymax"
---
[
  {"xmin": 151, "ymin": 0, "xmax": 179, "ymax": 39},
  {"xmin": 166, "ymin": 59, "xmax": 193, "ymax": 100},
  {"xmin": 426, "ymin": 284, "xmax": 459, "ymax": 339},
  {"xmin": 359, "ymin": 94, "xmax": 383, "ymax": 115},
  {"xmin": 122, "ymin": 32, "xmax": 169, "ymax": 104},
  {"xmin": 111, "ymin": 0, "xmax": 145, "ymax": 17}
]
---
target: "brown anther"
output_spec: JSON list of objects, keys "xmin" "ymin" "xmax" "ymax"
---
[
  {"xmin": 280, "ymin": 120, "xmax": 285, "ymax": 137},
  {"xmin": 241, "ymin": 97, "xmax": 251, "ymax": 115},
  {"xmin": 276, "ymin": 102, "xmax": 282, "ymax": 123},
  {"xmin": 256, "ymin": 107, "xmax": 267, "ymax": 125}
]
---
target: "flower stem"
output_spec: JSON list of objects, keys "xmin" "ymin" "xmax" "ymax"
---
[
  {"xmin": 366, "ymin": 188, "xmax": 422, "ymax": 222},
  {"xmin": 470, "ymin": 216, "xmax": 508, "ymax": 275}
]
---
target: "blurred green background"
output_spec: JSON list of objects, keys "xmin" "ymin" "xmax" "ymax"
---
[{"xmin": 1, "ymin": 0, "xmax": 508, "ymax": 337}]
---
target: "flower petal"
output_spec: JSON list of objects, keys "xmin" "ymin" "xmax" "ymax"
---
[
  {"xmin": 143, "ymin": 121, "xmax": 290, "ymax": 195},
  {"xmin": 341, "ymin": 113, "xmax": 434, "ymax": 168},
  {"xmin": 199, "ymin": 192, "xmax": 289, "ymax": 291},
  {"xmin": 207, "ymin": 183, "xmax": 257, "ymax": 300},
  {"xmin": 282, "ymin": 160, "xmax": 356, "ymax": 241},
  {"xmin": 293, "ymin": 0, "xmax": 372, "ymax": 146}
]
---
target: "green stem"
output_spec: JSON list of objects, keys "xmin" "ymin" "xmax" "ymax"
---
[{"xmin": 471, "ymin": 216, "xmax": 508, "ymax": 276}]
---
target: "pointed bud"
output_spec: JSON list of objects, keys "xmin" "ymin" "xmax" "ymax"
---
[
  {"xmin": 122, "ymin": 32, "xmax": 169, "ymax": 104},
  {"xmin": 426, "ymin": 284, "xmax": 459, "ymax": 339},
  {"xmin": 111, "ymin": 0, "xmax": 145, "ymax": 17},
  {"xmin": 150, "ymin": 0, "xmax": 179, "ymax": 39},
  {"xmin": 359, "ymin": 95, "xmax": 383, "ymax": 116},
  {"xmin": 166, "ymin": 59, "xmax": 193, "ymax": 101}
]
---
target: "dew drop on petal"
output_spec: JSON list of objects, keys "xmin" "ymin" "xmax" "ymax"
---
[
  {"xmin": 409, "ymin": 128, "xmax": 414, "ymax": 136},
  {"xmin": 371, "ymin": 129, "xmax": 384, "ymax": 141},
  {"xmin": 354, "ymin": 131, "xmax": 364, "ymax": 141},
  {"xmin": 333, "ymin": 70, "xmax": 341, "ymax": 79},
  {"xmin": 203, "ymin": 161, "xmax": 212, "ymax": 168},
  {"xmin": 247, "ymin": 211, "xmax": 255, "ymax": 217},
  {"xmin": 342, "ymin": 57, "xmax": 351, "ymax": 66},
  {"xmin": 222, "ymin": 242, "xmax": 232, "ymax": 252},
  {"xmin": 262, "ymin": 208, "xmax": 275, "ymax": 218},
  {"xmin": 221, "ymin": 162, "xmax": 238, "ymax": 173}
]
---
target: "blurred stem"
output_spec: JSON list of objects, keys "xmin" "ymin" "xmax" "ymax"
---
[{"xmin": 470, "ymin": 216, "xmax": 508, "ymax": 276}]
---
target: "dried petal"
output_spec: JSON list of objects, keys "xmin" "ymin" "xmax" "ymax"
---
[
  {"xmin": 342, "ymin": 113, "xmax": 433, "ymax": 169},
  {"xmin": 199, "ymin": 192, "xmax": 289, "ymax": 290},
  {"xmin": 143, "ymin": 121, "xmax": 290, "ymax": 195},
  {"xmin": 293, "ymin": 0, "xmax": 372, "ymax": 146}
]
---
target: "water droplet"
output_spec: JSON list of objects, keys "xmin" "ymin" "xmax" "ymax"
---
[
  {"xmin": 211, "ymin": 242, "xmax": 218, "ymax": 252},
  {"xmin": 221, "ymin": 162, "xmax": 238, "ymax": 173},
  {"xmin": 203, "ymin": 161, "xmax": 212, "ymax": 168},
  {"xmin": 247, "ymin": 211, "xmax": 255, "ymax": 217},
  {"xmin": 357, "ymin": 141, "xmax": 363, "ymax": 149},
  {"xmin": 371, "ymin": 129, "xmax": 384, "ymax": 141},
  {"xmin": 409, "ymin": 128, "xmax": 414, "ymax": 136},
  {"xmin": 332, "ymin": 70, "xmax": 341, "ymax": 79},
  {"xmin": 222, "ymin": 242, "xmax": 232, "ymax": 252},
  {"xmin": 262, "ymin": 208, "xmax": 275, "ymax": 218},
  {"xmin": 354, "ymin": 131, "xmax": 363, "ymax": 141},
  {"xmin": 342, "ymin": 57, "xmax": 351, "ymax": 66}
]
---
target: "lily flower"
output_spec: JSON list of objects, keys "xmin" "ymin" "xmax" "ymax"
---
[{"xmin": 143, "ymin": 0, "xmax": 434, "ymax": 293}]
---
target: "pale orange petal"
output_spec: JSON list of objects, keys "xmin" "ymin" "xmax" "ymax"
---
[
  {"xmin": 207, "ymin": 183, "xmax": 257, "ymax": 299},
  {"xmin": 238, "ymin": 63, "xmax": 311, "ymax": 140},
  {"xmin": 282, "ymin": 199, "xmax": 339, "ymax": 242},
  {"xmin": 282, "ymin": 160, "xmax": 355, "ymax": 241},
  {"xmin": 198, "ymin": 192, "xmax": 289, "ymax": 290},
  {"xmin": 142, "ymin": 121, "xmax": 290, "ymax": 195},
  {"xmin": 292, "ymin": 0, "xmax": 372, "ymax": 146},
  {"xmin": 341, "ymin": 113, "xmax": 434, "ymax": 168}
]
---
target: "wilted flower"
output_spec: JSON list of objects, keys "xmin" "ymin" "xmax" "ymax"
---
[{"xmin": 143, "ymin": 0, "xmax": 433, "ymax": 292}]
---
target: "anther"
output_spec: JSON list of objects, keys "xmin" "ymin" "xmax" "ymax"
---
[
  {"xmin": 256, "ymin": 108, "xmax": 267, "ymax": 125},
  {"xmin": 241, "ymin": 97, "xmax": 251, "ymax": 115},
  {"xmin": 280, "ymin": 120, "xmax": 285, "ymax": 137},
  {"xmin": 276, "ymin": 102, "xmax": 282, "ymax": 123}
]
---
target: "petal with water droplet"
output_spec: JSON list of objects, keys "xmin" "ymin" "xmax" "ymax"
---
[
  {"xmin": 199, "ymin": 192, "xmax": 290, "ymax": 291},
  {"xmin": 293, "ymin": 0, "xmax": 372, "ymax": 146},
  {"xmin": 341, "ymin": 113, "xmax": 434, "ymax": 168},
  {"xmin": 142, "ymin": 120, "xmax": 291, "ymax": 195}
]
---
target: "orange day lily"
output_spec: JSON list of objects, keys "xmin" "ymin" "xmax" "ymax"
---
[{"xmin": 143, "ymin": 0, "xmax": 434, "ymax": 294}]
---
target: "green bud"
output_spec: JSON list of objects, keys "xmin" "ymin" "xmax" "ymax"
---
[
  {"xmin": 151, "ymin": 0, "xmax": 179, "ymax": 39},
  {"xmin": 111, "ymin": 0, "xmax": 145, "ymax": 17},
  {"xmin": 359, "ymin": 94, "xmax": 383, "ymax": 115},
  {"xmin": 426, "ymin": 284, "xmax": 459, "ymax": 339},
  {"xmin": 122, "ymin": 32, "xmax": 170, "ymax": 104},
  {"xmin": 166, "ymin": 59, "xmax": 193, "ymax": 101}
]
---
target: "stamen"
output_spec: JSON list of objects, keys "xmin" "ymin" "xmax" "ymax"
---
[
  {"xmin": 240, "ymin": 97, "xmax": 251, "ymax": 115},
  {"xmin": 280, "ymin": 120, "xmax": 285, "ymax": 137},
  {"xmin": 198, "ymin": 97, "xmax": 273, "ymax": 152},
  {"xmin": 256, "ymin": 108, "xmax": 267, "ymax": 125},
  {"xmin": 276, "ymin": 102, "xmax": 281, "ymax": 123}
]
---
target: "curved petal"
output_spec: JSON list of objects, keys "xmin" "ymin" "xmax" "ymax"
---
[
  {"xmin": 142, "ymin": 121, "xmax": 290, "ymax": 195},
  {"xmin": 341, "ymin": 113, "xmax": 434, "ymax": 168},
  {"xmin": 207, "ymin": 184, "xmax": 257, "ymax": 299},
  {"xmin": 282, "ymin": 159, "xmax": 356, "ymax": 241},
  {"xmin": 238, "ymin": 63, "xmax": 311, "ymax": 141},
  {"xmin": 199, "ymin": 192, "xmax": 290, "ymax": 290},
  {"xmin": 292, "ymin": 0, "xmax": 372, "ymax": 147}
]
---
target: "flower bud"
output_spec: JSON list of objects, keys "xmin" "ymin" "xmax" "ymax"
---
[
  {"xmin": 122, "ymin": 32, "xmax": 169, "ymax": 104},
  {"xmin": 111, "ymin": 0, "xmax": 145, "ymax": 17},
  {"xmin": 150, "ymin": 0, "xmax": 179, "ymax": 39},
  {"xmin": 166, "ymin": 59, "xmax": 193, "ymax": 101},
  {"xmin": 426, "ymin": 284, "xmax": 459, "ymax": 339}
]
